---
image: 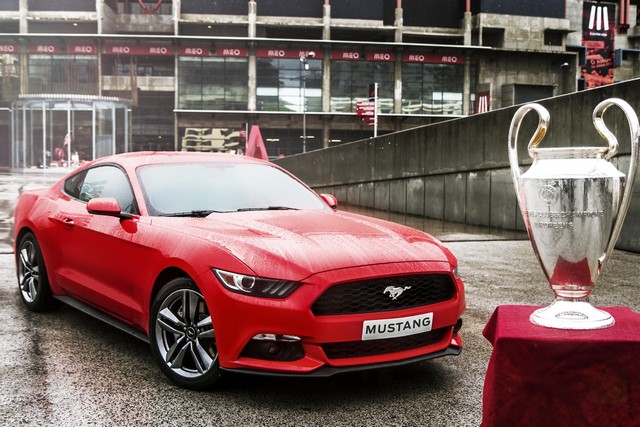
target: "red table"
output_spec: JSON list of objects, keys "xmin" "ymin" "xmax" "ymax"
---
[{"xmin": 481, "ymin": 305, "xmax": 640, "ymax": 427}]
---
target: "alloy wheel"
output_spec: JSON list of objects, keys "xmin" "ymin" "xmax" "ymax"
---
[
  {"xmin": 154, "ymin": 288, "xmax": 217, "ymax": 379},
  {"xmin": 18, "ymin": 239, "xmax": 40, "ymax": 304}
]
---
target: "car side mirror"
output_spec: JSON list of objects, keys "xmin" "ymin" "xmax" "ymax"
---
[
  {"xmin": 320, "ymin": 193, "xmax": 338, "ymax": 209},
  {"xmin": 87, "ymin": 197, "xmax": 135, "ymax": 220}
]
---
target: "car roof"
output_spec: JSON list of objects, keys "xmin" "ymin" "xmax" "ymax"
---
[{"xmin": 91, "ymin": 151, "xmax": 269, "ymax": 169}]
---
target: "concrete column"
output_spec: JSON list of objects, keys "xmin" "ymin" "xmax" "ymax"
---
[
  {"xmin": 394, "ymin": 53, "xmax": 402, "ymax": 115},
  {"xmin": 323, "ymin": 4, "xmax": 331, "ymax": 40},
  {"xmin": 322, "ymin": 46, "xmax": 331, "ymax": 113},
  {"xmin": 463, "ymin": 53, "xmax": 471, "ymax": 115},
  {"xmin": 322, "ymin": 119, "xmax": 330, "ymax": 149},
  {"xmin": 96, "ymin": 0, "xmax": 102, "ymax": 34},
  {"xmin": 20, "ymin": 40, "xmax": 28, "ymax": 94},
  {"xmin": 394, "ymin": 7, "xmax": 403, "ymax": 43},
  {"xmin": 463, "ymin": 11, "xmax": 472, "ymax": 45},
  {"xmin": 173, "ymin": 0, "xmax": 181, "ymax": 35},
  {"xmin": 248, "ymin": 47, "xmax": 257, "ymax": 111},
  {"xmin": 248, "ymin": 0, "xmax": 257, "ymax": 38},
  {"xmin": 248, "ymin": 1, "xmax": 257, "ymax": 111},
  {"xmin": 19, "ymin": 0, "xmax": 27, "ymax": 33}
]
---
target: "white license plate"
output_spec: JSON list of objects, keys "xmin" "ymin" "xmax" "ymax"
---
[{"xmin": 361, "ymin": 312, "xmax": 433, "ymax": 341}]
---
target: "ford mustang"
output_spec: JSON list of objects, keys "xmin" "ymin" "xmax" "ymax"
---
[{"xmin": 14, "ymin": 152, "xmax": 465, "ymax": 389}]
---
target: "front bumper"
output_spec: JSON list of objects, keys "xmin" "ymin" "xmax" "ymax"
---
[
  {"xmin": 222, "ymin": 344, "xmax": 462, "ymax": 378},
  {"xmin": 199, "ymin": 261, "xmax": 465, "ymax": 375}
]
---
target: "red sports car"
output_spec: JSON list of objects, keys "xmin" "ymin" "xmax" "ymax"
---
[{"xmin": 14, "ymin": 152, "xmax": 465, "ymax": 389}]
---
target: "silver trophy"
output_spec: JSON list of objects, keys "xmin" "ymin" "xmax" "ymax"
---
[{"xmin": 508, "ymin": 98, "xmax": 639, "ymax": 329}]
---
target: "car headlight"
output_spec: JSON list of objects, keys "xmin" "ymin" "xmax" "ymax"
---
[{"xmin": 213, "ymin": 269, "xmax": 301, "ymax": 299}]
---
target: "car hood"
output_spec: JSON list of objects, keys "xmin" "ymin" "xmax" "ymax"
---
[{"xmin": 158, "ymin": 210, "xmax": 452, "ymax": 280}]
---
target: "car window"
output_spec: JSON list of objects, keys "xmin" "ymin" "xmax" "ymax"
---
[
  {"xmin": 63, "ymin": 165, "xmax": 137, "ymax": 214},
  {"xmin": 137, "ymin": 162, "xmax": 327, "ymax": 216}
]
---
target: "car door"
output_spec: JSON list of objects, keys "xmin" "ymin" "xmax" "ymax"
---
[{"xmin": 51, "ymin": 164, "xmax": 139, "ymax": 323}]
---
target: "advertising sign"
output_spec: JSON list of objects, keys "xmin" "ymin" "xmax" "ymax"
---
[{"xmin": 582, "ymin": 1, "xmax": 616, "ymax": 88}]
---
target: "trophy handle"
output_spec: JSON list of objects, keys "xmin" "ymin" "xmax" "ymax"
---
[
  {"xmin": 508, "ymin": 103, "xmax": 550, "ymax": 205},
  {"xmin": 592, "ymin": 98, "xmax": 640, "ymax": 271}
]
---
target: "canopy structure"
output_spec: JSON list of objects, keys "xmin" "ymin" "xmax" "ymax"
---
[{"xmin": 11, "ymin": 94, "xmax": 131, "ymax": 171}]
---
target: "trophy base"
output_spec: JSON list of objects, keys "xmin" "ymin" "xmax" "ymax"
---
[{"xmin": 530, "ymin": 300, "xmax": 615, "ymax": 330}]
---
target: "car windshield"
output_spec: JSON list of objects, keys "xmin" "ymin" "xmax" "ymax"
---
[{"xmin": 136, "ymin": 162, "xmax": 327, "ymax": 216}]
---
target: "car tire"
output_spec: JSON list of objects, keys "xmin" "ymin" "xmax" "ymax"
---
[
  {"xmin": 149, "ymin": 277, "xmax": 222, "ymax": 390},
  {"xmin": 16, "ymin": 232, "xmax": 57, "ymax": 312}
]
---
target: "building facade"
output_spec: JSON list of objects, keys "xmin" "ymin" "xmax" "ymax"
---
[{"xmin": 1, "ymin": 0, "xmax": 639, "ymax": 165}]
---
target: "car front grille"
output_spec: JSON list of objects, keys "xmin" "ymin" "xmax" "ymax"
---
[
  {"xmin": 321, "ymin": 328, "xmax": 447, "ymax": 359},
  {"xmin": 311, "ymin": 274, "xmax": 455, "ymax": 316}
]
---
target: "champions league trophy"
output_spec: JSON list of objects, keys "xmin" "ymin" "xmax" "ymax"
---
[{"xmin": 508, "ymin": 98, "xmax": 639, "ymax": 329}]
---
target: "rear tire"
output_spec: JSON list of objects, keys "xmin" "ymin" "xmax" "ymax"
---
[
  {"xmin": 149, "ymin": 277, "xmax": 222, "ymax": 390},
  {"xmin": 16, "ymin": 232, "xmax": 57, "ymax": 312}
]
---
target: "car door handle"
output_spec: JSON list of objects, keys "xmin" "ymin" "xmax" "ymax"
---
[{"xmin": 62, "ymin": 218, "xmax": 75, "ymax": 228}]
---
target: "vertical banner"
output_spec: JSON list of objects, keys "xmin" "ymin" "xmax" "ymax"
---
[
  {"xmin": 476, "ymin": 92, "xmax": 490, "ymax": 114},
  {"xmin": 582, "ymin": 1, "xmax": 616, "ymax": 88}
]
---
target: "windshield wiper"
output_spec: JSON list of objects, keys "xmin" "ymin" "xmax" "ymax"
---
[
  {"xmin": 236, "ymin": 206, "xmax": 298, "ymax": 212},
  {"xmin": 160, "ymin": 210, "xmax": 222, "ymax": 217}
]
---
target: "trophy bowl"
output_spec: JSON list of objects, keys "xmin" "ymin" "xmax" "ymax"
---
[{"xmin": 508, "ymin": 98, "xmax": 639, "ymax": 329}]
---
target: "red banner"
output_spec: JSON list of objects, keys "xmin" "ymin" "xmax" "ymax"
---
[
  {"xmin": 256, "ymin": 48, "xmax": 322, "ymax": 59},
  {"xmin": 365, "ymin": 51, "xmax": 395, "ymax": 62},
  {"xmin": 67, "ymin": 45, "xmax": 97, "ymax": 55},
  {"xmin": 215, "ymin": 47, "xmax": 248, "ymax": 57},
  {"xmin": 476, "ymin": 91, "xmax": 490, "ymax": 114},
  {"xmin": 582, "ymin": 1, "xmax": 615, "ymax": 88},
  {"xmin": 331, "ymin": 51, "xmax": 362, "ymax": 60},
  {"xmin": 402, "ymin": 53, "xmax": 464, "ymax": 64},
  {"xmin": 103, "ymin": 45, "xmax": 174, "ymax": 55},
  {"xmin": 179, "ymin": 46, "xmax": 211, "ymax": 56},
  {"xmin": 29, "ymin": 44, "xmax": 61, "ymax": 54},
  {"xmin": 0, "ymin": 44, "xmax": 18, "ymax": 53}
]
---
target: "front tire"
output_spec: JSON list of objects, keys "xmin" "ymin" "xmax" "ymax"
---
[
  {"xmin": 149, "ymin": 277, "xmax": 221, "ymax": 390},
  {"xmin": 16, "ymin": 232, "xmax": 56, "ymax": 312}
]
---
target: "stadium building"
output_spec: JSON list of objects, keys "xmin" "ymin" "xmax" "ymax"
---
[{"xmin": 0, "ymin": 0, "xmax": 639, "ymax": 167}]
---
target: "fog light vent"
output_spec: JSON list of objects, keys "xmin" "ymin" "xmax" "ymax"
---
[{"xmin": 240, "ymin": 334, "xmax": 305, "ymax": 361}]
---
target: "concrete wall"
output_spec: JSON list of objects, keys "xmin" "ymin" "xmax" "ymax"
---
[{"xmin": 275, "ymin": 78, "xmax": 640, "ymax": 252}]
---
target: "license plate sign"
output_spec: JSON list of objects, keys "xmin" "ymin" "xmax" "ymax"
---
[{"xmin": 362, "ymin": 312, "xmax": 433, "ymax": 341}]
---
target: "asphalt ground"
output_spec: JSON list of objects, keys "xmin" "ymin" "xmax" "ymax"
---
[{"xmin": 1, "ymin": 171, "xmax": 639, "ymax": 426}]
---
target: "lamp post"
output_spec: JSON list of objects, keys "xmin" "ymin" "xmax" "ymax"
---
[{"xmin": 300, "ymin": 51, "xmax": 315, "ymax": 153}]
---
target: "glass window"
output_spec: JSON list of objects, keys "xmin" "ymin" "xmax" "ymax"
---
[
  {"xmin": 257, "ymin": 58, "xmax": 322, "ymax": 112},
  {"xmin": 116, "ymin": 0, "xmax": 172, "ymax": 15},
  {"xmin": 29, "ymin": 55, "xmax": 98, "ymax": 94},
  {"xmin": 64, "ymin": 165, "xmax": 137, "ymax": 213},
  {"xmin": 401, "ymin": 63, "xmax": 464, "ymax": 115},
  {"xmin": 0, "ymin": 50, "xmax": 20, "ymax": 106},
  {"xmin": 330, "ymin": 60, "xmax": 393, "ymax": 113},
  {"xmin": 178, "ymin": 57, "xmax": 248, "ymax": 110},
  {"xmin": 137, "ymin": 162, "xmax": 327, "ymax": 216}
]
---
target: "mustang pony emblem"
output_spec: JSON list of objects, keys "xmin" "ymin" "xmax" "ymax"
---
[{"xmin": 384, "ymin": 286, "xmax": 411, "ymax": 300}]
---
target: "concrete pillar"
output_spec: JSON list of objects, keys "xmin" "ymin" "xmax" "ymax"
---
[
  {"xmin": 323, "ymin": 4, "xmax": 330, "ymax": 40},
  {"xmin": 394, "ymin": 7, "xmax": 403, "ymax": 43},
  {"xmin": 248, "ymin": 46, "xmax": 257, "ymax": 111},
  {"xmin": 20, "ymin": 40, "xmax": 28, "ymax": 94},
  {"xmin": 463, "ymin": 53, "xmax": 471, "ymax": 115},
  {"xmin": 173, "ymin": 0, "xmax": 181, "ymax": 35},
  {"xmin": 19, "ymin": 0, "xmax": 27, "ymax": 33},
  {"xmin": 322, "ymin": 46, "xmax": 331, "ymax": 113},
  {"xmin": 248, "ymin": 0, "xmax": 257, "ymax": 38},
  {"xmin": 96, "ymin": 0, "xmax": 102, "ymax": 34},
  {"xmin": 248, "ymin": 1, "xmax": 257, "ymax": 110},
  {"xmin": 394, "ymin": 53, "xmax": 402, "ymax": 115},
  {"xmin": 322, "ymin": 119, "xmax": 330, "ymax": 148},
  {"xmin": 463, "ymin": 12, "xmax": 472, "ymax": 46}
]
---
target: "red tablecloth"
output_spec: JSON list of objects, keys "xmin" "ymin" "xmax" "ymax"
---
[{"xmin": 481, "ymin": 305, "xmax": 640, "ymax": 427}]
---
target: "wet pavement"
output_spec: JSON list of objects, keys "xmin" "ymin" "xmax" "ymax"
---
[{"xmin": 0, "ymin": 170, "xmax": 639, "ymax": 426}]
